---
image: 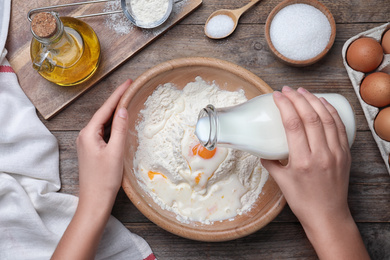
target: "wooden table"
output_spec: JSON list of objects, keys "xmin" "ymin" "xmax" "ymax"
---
[{"xmin": 6, "ymin": 0, "xmax": 390, "ymax": 259}]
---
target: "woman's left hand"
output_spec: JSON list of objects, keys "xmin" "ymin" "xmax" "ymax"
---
[{"xmin": 77, "ymin": 79, "xmax": 132, "ymax": 209}]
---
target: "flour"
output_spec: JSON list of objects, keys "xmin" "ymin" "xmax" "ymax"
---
[
  {"xmin": 104, "ymin": 0, "xmax": 134, "ymax": 35},
  {"xmin": 134, "ymin": 77, "xmax": 269, "ymax": 224},
  {"xmin": 129, "ymin": 0, "xmax": 169, "ymax": 26},
  {"xmin": 105, "ymin": 0, "xmax": 189, "ymax": 36}
]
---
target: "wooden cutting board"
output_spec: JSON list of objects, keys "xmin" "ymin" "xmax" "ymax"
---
[{"xmin": 6, "ymin": 0, "xmax": 202, "ymax": 120}]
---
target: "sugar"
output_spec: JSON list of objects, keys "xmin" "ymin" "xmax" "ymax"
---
[
  {"xmin": 270, "ymin": 3, "xmax": 331, "ymax": 61},
  {"xmin": 205, "ymin": 14, "xmax": 235, "ymax": 38}
]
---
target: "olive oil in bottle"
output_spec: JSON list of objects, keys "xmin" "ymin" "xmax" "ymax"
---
[{"xmin": 30, "ymin": 12, "xmax": 101, "ymax": 86}]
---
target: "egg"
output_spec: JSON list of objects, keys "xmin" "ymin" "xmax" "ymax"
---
[
  {"xmin": 181, "ymin": 131, "xmax": 228, "ymax": 192},
  {"xmin": 360, "ymin": 72, "xmax": 390, "ymax": 107},
  {"xmin": 382, "ymin": 29, "xmax": 390, "ymax": 54},
  {"xmin": 374, "ymin": 106, "xmax": 390, "ymax": 141},
  {"xmin": 346, "ymin": 37, "xmax": 383, "ymax": 72}
]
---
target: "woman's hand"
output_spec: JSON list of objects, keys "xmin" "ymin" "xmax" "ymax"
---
[
  {"xmin": 52, "ymin": 79, "xmax": 132, "ymax": 260},
  {"xmin": 77, "ymin": 79, "xmax": 131, "ymax": 210},
  {"xmin": 261, "ymin": 86, "xmax": 370, "ymax": 260}
]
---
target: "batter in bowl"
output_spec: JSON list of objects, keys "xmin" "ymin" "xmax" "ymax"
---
[{"xmin": 133, "ymin": 77, "xmax": 268, "ymax": 224}]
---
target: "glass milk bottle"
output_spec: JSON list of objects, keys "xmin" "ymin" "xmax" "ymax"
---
[
  {"xmin": 30, "ymin": 12, "xmax": 101, "ymax": 86},
  {"xmin": 195, "ymin": 93, "xmax": 356, "ymax": 160}
]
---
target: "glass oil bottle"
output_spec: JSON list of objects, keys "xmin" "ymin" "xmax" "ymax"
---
[{"xmin": 30, "ymin": 12, "xmax": 101, "ymax": 86}]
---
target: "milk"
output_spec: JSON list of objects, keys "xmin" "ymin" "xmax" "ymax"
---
[{"xmin": 196, "ymin": 93, "xmax": 356, "ymax": 160}]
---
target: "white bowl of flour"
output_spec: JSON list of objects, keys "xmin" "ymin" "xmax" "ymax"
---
[{"xmin": 119, "ymin": 57, "xmax": 286, "ymax": 241}]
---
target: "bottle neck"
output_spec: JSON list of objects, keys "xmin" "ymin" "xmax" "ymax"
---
[
  {"xmin": 196, "ymin": 104, "xmax": 219, "ymax": 150},
  {"xmin": 31, "ymin": 12, "xmax": 64, "ymax": 45}
]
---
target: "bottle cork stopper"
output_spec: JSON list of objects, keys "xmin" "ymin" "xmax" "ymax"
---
[{"xmin": 31, "ymin": 12, "xmax": 58, "ymax": 38}]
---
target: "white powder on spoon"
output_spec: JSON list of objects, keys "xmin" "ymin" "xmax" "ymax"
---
[
  {"xmin": 270, "ymin": 3, "xmax": 331, "ymax": 61},
  {"xmin": 134, "ymin": 77, "xmax": 269, "ymax": 224},
  {"xmin": 206, "ymin": 14, "xmax": 235, "ymax": 38}
]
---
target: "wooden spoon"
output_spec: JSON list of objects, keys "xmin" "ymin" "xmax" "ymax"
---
[{"xmin": 205, "ymin": 0, "xmax": 262, "ymax": 39}]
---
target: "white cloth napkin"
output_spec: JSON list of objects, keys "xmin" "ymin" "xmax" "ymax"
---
[{"xmin": 0, "ymin": 0, "xmax": 155, "ymax": 259}]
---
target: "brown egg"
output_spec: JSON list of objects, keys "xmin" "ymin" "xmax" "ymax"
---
[
  {"xmin": 374, "ymin": 107, "xmax": 390, "ymax": 141},
  {"xmin": 346, "ymin": 37, "xmax": 383, "ymax": 72},
  {"xmin": 382, "ymin": 29, "xmax": 390, "ymax": 54},
  {"xmin": 360, "ymin": 72, "xmax": 390, "ymax": 107}
]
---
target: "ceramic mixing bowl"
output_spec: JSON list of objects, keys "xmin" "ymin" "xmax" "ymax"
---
[{"xmin": 118, "ymin": 57, "xmax": 286, "ymax": 242}]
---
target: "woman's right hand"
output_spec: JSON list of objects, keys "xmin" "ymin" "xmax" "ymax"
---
[{"xmin": 261, "ymin": 86, "xmax": 370, "ymax": 260}]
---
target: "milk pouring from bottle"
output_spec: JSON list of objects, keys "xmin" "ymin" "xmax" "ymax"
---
[{"xmin": 195, "ymin": 93, "xmax": 356, "ymax": 160}]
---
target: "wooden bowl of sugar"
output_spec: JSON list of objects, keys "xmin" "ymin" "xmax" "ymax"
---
[{"xmin": 265, "ymin": 0, "xmax": 336, "ymax": 67}]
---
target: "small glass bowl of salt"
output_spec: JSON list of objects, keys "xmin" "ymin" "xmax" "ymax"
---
[
  {"xmin": 265, "ymin": 0, "xmax": 336, "ymax": 67},
  {"xmin": 123, "ymin": 0, "xmax": 173, "ymax": 29}
]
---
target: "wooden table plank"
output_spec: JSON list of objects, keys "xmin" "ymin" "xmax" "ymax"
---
[
  {"xmin": 177, "ymin": 0, "xmax": 390, "ymax": 25},
  {"xmin": 126, "ymin": 222, "xmax": 316, "ymax": 259},
  {"xmin": 124, "ymin": 222, "xmax": 390, "ymax": 260}
]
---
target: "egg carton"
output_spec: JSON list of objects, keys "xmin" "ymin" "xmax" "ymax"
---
[{"xmin": 342, "ymin": 22, "xmax": 390, "ymax": 175}]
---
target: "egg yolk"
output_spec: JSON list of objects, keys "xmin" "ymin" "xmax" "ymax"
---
[
  {"xmin": 148, "ymin": 171, "xmax": 167, "ymax": 180},
  {"xmin": 195, "ymin": 172, "xmax": 204, "ymax": 184},
  {"xmin": 192, "ymin": 144, "xmax": 216, "ymax": 159}
]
